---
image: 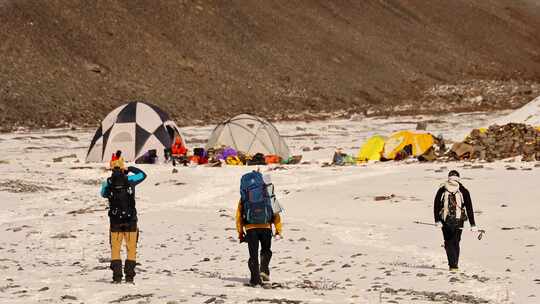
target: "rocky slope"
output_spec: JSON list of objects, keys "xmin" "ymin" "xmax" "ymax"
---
[{"xmin": 1, "ymin": 0, "xmax": 540, "ymax": 130}]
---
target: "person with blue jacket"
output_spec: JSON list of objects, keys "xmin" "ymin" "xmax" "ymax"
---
[{"xmin": 100, "ymin": 165, "xmax": 147, "ymax": 283}]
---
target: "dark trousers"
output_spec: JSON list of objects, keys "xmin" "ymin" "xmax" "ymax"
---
[
  {"xmin": 442, "ymin": 224, "xmax": 462, "ymax": 269},
  {"xmin": 246, "ymin": 228, "xmax": 272, "ymax": 284}
]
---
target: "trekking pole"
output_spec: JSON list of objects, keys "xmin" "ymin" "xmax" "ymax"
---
[{"xmin": 413, "ymin": 221, "xmax": 438, "ymax": 227}]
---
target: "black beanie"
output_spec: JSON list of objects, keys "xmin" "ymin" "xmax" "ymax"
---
[{"xmin": 448, "ymin": 170, "xmax": 460, "ymax": 178}]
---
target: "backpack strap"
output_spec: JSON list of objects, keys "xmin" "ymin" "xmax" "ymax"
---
[{"xmin": 441, "ymin": 189, "xmax": 448, "ymax": 221}]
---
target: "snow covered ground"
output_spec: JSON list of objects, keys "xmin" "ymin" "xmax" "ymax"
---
[
  {"xmin": 1, "ymin": 111, "xmax": 539, "ymax": 304},
  {"xmin": 493, "ymin": 96, "xmax": 540, "ymax": 126}
]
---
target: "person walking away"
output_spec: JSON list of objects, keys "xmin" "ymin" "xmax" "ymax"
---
[
  {"xmin": 236, "ymin": 171, "xmax": 282, "ymax": 286},
  {"xmin": 433, "ymin": 170, "xmax": 479, "ymax": 271},
  {"xmin": 101, "ymin": 166, "xmax": 147, "ymax": 283}
]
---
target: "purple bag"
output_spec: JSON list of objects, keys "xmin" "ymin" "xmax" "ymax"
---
[{"xmin": 218, "ymin": 147, "xmax": 238, "ymax": 160}]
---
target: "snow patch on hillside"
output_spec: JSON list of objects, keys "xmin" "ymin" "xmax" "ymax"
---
[{"xmin": 493, "ymin": 96, "xmax": 540, "ymax": 126}]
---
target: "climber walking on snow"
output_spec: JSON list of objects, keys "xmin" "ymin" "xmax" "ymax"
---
[
  {"xmin": 433, "ymin": 170, "xmax": 479, "ymax": 271},
  {"xmin": 236, "ymin": 171, "xmax": 283, "ymax": 286},
  {"xmin": 101, "ymin": 165, "xmax": 147, "ymax": 283}
]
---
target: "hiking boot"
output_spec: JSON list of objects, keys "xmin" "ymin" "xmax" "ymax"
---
[
  {"xmin": 124, "ymin": 260, "xmax": 136, "ymax": 283},
  {"xmin": 110, "ymin": 260, "xmax": 122, "ymax": 283},
  {"xmin": 248, "ymin": 279, "xmax": 262, "ymax": 287},
  {"xmin": 449, "ymin": 267, "xmax": 459, "ymax": 272},
  {"xmin": 260, "ymin": 272, "xmax": 270, "ymax": 282}
]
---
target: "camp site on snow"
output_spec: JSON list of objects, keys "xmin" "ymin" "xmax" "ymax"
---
[
  {"xmin": 0, "ymin": 94, "xmax": 540, "ymax": 303},
  {"xmin": 85, "ymin": 96, "xmax": 540, "ymax": 169},
  {"xmin": 2, "ymin": 97, "xmax": 540, "ymax": 302},
  {"xmin": 0, "ymin": 95, "xmax": 540, "ymax": 302},
  {"xmin": 2, "ymin": 1, "xmax": 540, "ymax": 303}
]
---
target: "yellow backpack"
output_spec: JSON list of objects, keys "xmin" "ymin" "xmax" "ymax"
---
[{"xmin": 226, "ymin": 155, "xmax": 243, "ymax": 166}]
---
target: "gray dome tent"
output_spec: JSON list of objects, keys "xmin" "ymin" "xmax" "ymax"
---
[
  {"xmin": 86, "ymin": 101, "xmax": 183, "ymax": 162},
  {"xmin": 206, "ymin": 114, "xmax": 290, "ymax": 159}
]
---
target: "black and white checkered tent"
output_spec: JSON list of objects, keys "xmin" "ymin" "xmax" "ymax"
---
[
  {"xmin": 206, "ymin": 114, "xmax": 290, "ymax": 159},
  {"xmin": 86, "ymin": 101, "xmax": 182, "ymax": 162}
]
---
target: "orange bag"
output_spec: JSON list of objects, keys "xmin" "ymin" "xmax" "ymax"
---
[{"xmin": 264, "ymin": 155, "xmax": 281, "ymax": 164}]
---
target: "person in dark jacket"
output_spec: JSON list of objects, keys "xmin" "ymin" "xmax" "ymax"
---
[
  {"xmin": 236, "ymin": 199, "xmax": 282, "ymax": 286},
  {"xmin": 101, "ymin": 166, "xmax": 147, "ymax": 283},
  {"xmin": 433, "ymin": 170, "xmax": 478, "ymax": 271}
]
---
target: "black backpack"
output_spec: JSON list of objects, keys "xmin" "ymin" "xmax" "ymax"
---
[
  {"xmin": 248, "ymin": 153, "xmax": 266, "ymax": 166},
  {"xmin": 107, "ymin": 171, "xmax": 136, "ymax": 222}
]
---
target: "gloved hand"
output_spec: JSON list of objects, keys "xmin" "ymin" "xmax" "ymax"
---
[
  {"xmin": 238, "ymin": 232, "xmax": 245, "ymax": 243},
  {"xmin": 470, "ymin": 226, "xmax": 479, "ymax": 232},
  {"xmin": 435, "ymin": 222, "xmax": 442, "ymax": 228}
]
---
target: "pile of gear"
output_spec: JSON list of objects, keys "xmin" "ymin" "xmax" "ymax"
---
[
  {"xmin": 205, "ymin": 147, "xmax": 302, "ymax": 167},
  {"xmin": 450, "ymin": 123, "xmax": 540, "ymax": 161}
]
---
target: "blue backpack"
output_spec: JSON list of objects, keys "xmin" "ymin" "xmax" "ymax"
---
[{"xmin": 240, "ymin": 171, "xmax": 273, "ymax": 224}]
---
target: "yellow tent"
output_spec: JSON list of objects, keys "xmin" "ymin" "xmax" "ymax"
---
[
  {"xmin": 383, "ymin": 131, "xmax": 434, "ymax": 159},
  {"xmin": 357, "ymin": 135, "xmax": 386, "ymax": 162}
]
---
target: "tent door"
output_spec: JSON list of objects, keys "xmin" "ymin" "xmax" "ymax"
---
[{"xmin": 166, "ymin": 126, "xmax": 177, "ymax": 143}]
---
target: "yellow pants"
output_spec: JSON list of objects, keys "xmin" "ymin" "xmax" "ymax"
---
[{"xmin": 110, "ymin": 231, "xmax": 138, "ymax": 261}]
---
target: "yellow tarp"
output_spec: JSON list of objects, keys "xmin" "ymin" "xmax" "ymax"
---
[
  {"xmin": 357, "ymin": 135, "xmax": 386, "ymax": 162},
  {"xmin": 383, "ymin": 131, "xmax": 434, "ymax": 159}
]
